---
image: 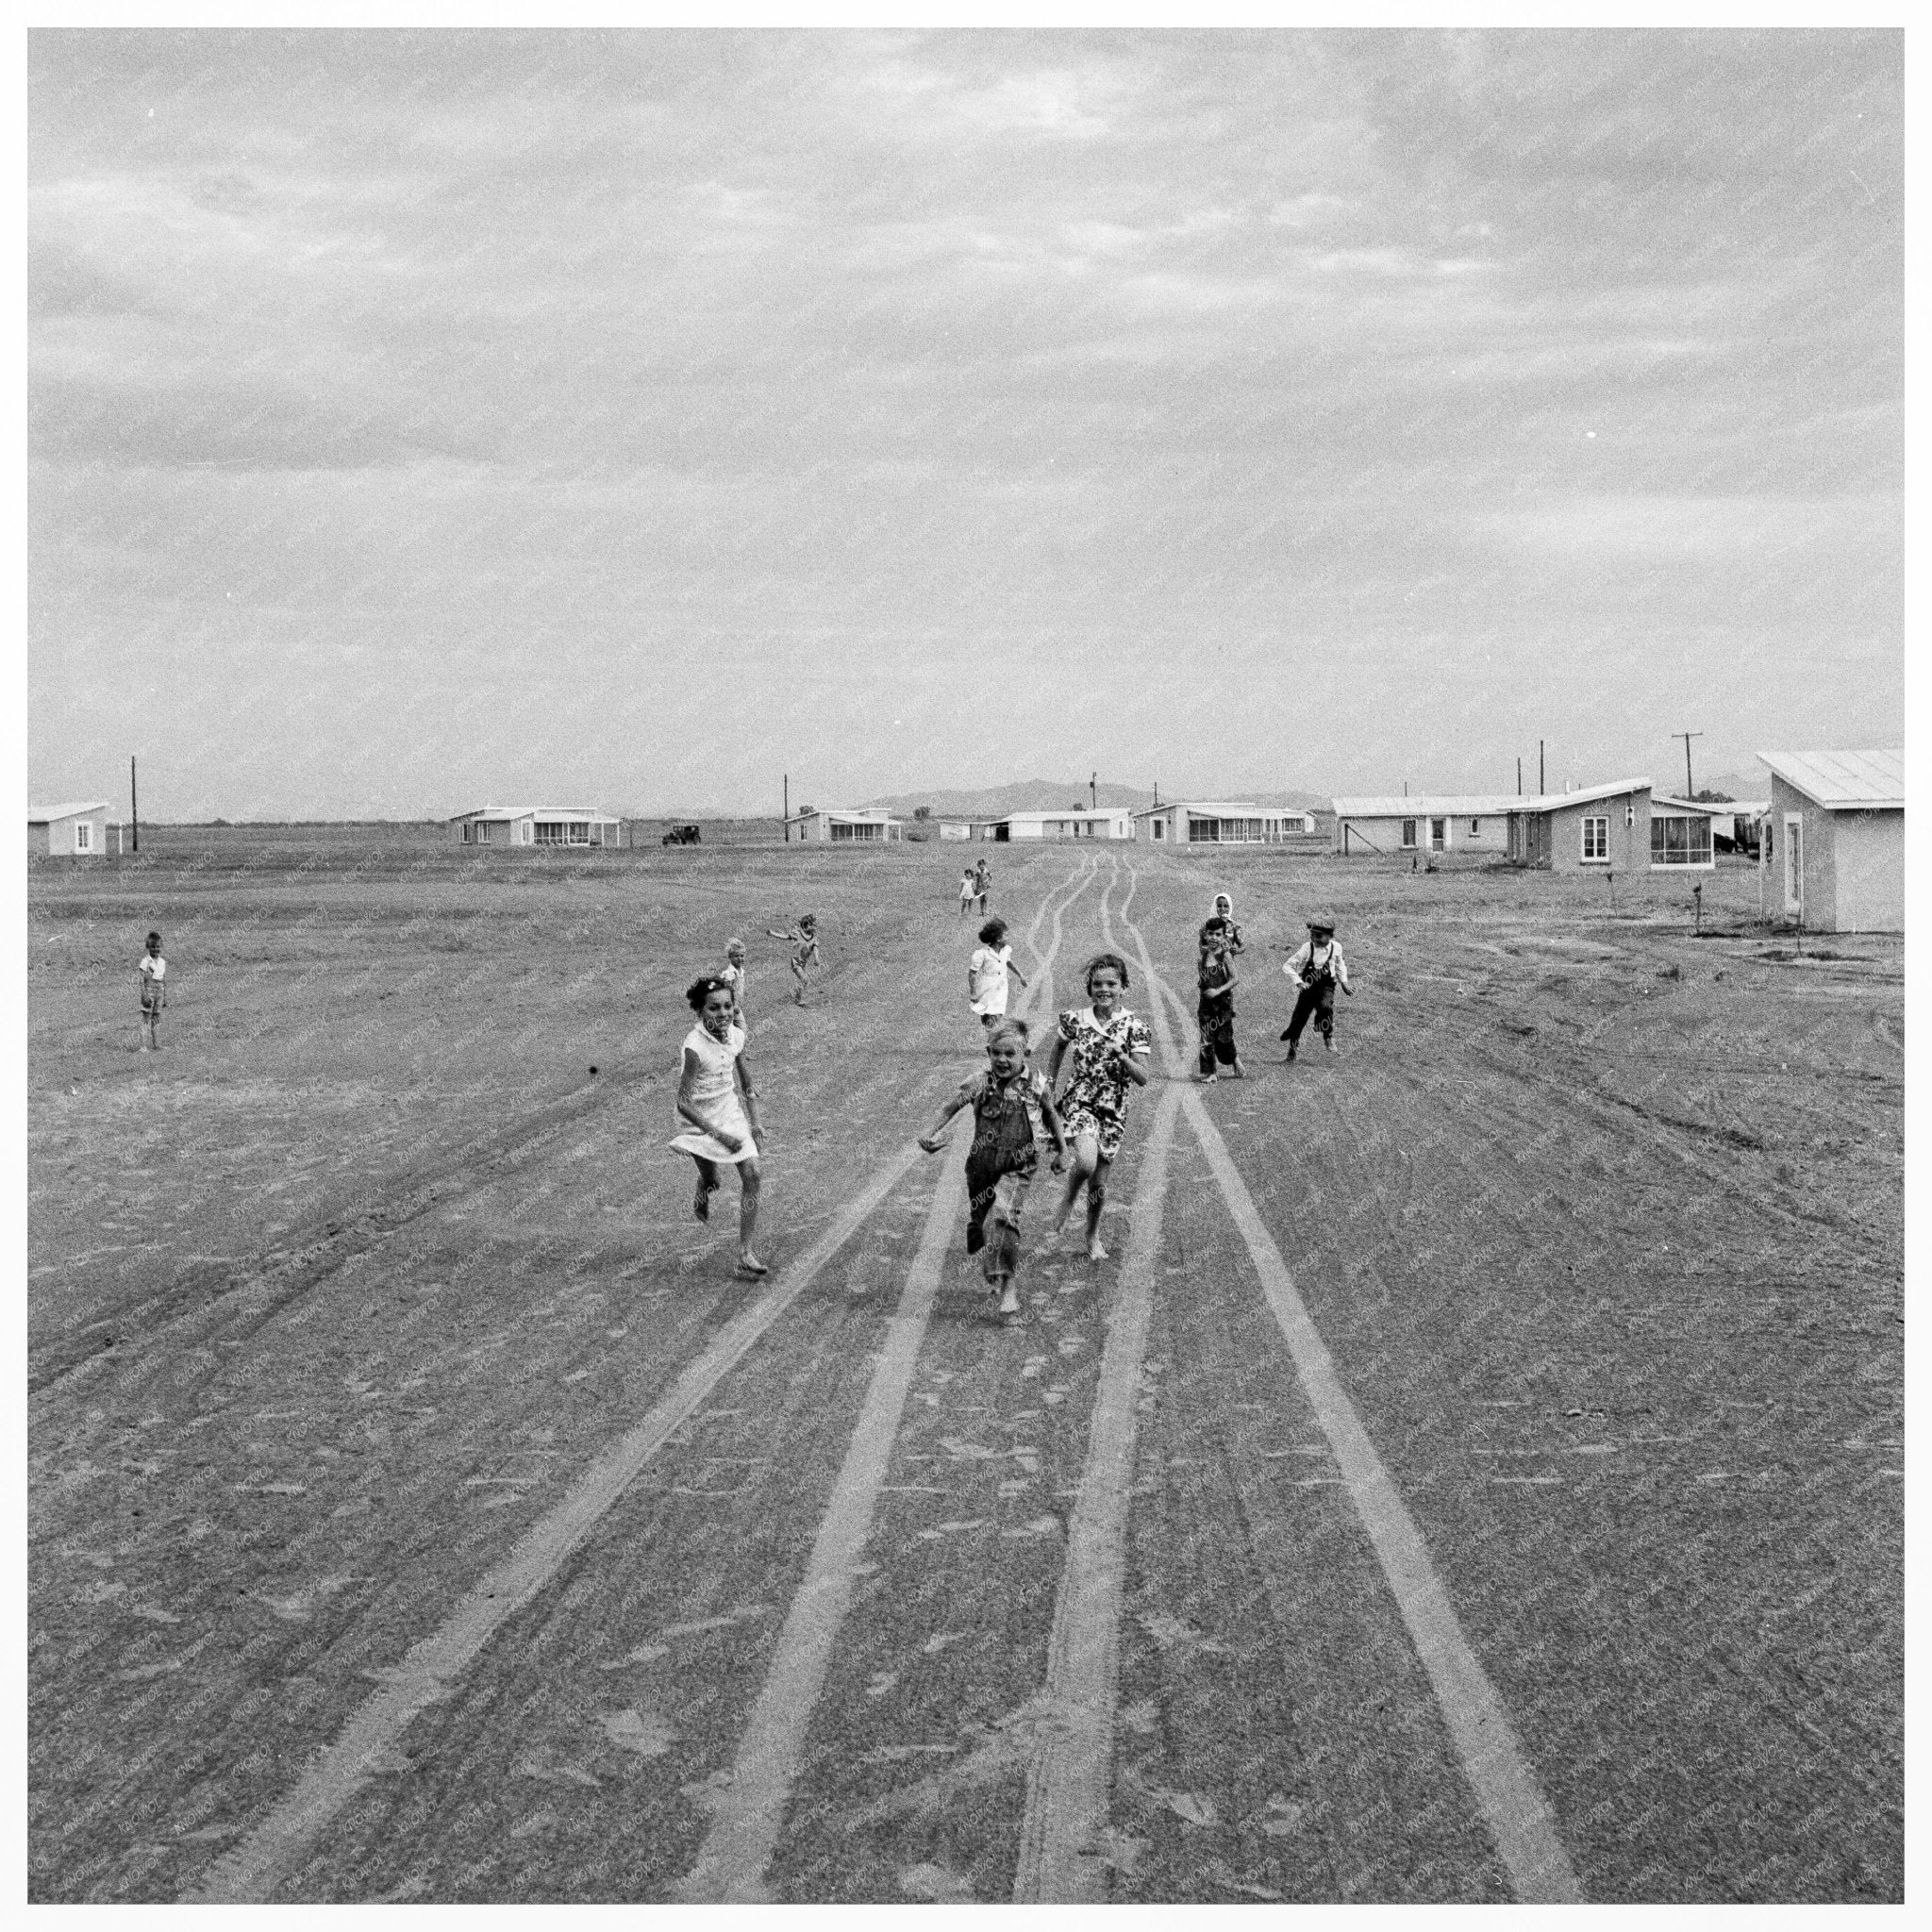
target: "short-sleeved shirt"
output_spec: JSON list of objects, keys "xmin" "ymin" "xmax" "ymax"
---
[
  {"xmin": 969, "ymin": 944, "xmax": 1013, "ymax": 1016},
  {"xmin": 139, "ymin": 953, "xmax": 167, "ymax": 1005},
  {"xmin": 1055, "ymin": 1005, "xmax": 1152, "ymax": 1158}
]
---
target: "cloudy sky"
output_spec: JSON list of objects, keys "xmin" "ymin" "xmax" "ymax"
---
[{"xmin": 28, "ymin": 28, "xmax": 1901, "ymax": 819}]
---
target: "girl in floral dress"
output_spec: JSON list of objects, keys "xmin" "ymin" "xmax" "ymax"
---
[{"xmin": 1046, "ymin": 953, "xmax": 1154, "ymax": 1261}]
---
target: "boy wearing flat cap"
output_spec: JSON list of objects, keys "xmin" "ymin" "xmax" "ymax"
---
[{"xmin": 1281, "ymin": 920, "xmax": 1352, "ymax": 1059}]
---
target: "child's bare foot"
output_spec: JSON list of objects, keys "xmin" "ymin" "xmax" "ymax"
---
[
  {"xmin": 997, "ymin": 1285, "xmax": 1021, "ymax": 1318},
  {"xmin": 693, "ymin": 1179, "xmax": 714, "ymax": 1222},
  {"xmin": 736, "ymin": 1253, "xmax": 768, "ymax": 1278},
  {"xmin": 1228, "ymin": 1061, "xmax": 1245, "ymax": 1078},
  {"xmin": 1087, "ymin": 1238, "xmax": 1108, "ymax": 1262}
]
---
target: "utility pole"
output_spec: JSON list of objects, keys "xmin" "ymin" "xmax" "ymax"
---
[
  {"xmin": 782, "ymin": 773, "xmax": 789, "ymax": 843},
  {"xmin": 130, "ymin": 756, "xmax": 139, "ymax": 853},
  {"xmin": 1516, "ymin": 756, "xmax": 1522, "ymax": 795},
  {"xmin": 1674, "ymin": 730, "xmax": 1704, "ymax": 798},
  {"xmin": 1539, "ymin": 740, "xmax": 1545, "ymax": 794},
  {"xmin": 1090, "ymin": 771, "xmax": 1097, "ymax": 811}
]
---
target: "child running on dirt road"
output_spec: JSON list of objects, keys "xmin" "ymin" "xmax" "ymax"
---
[
  {"xmin": 1048, "ymin": 953, "xmax": 1153, "ymax": 1261},
  {"xmin": 968, "ymin": 917, "xmax": 1028, "ymax": 1031},
  {"xmin": 672, "ymin": 974, "xmax": 766, "ymax": 1277},
  {"xmin": 768, "ymin": 914, "xmax": 820, "ymax": 1005},
  {"xmin": 138, "ymin": 930, "xmax": 167, "ymax": 1053},
  {"xmin": 1281, "ymin": 919, "xmax": 1353, "ymax": 1058},
  {"xmin": 1196, "ymin": 928, "xmax": 1242, "ymax": 1081},
  {"xmin": 920, "ymin": 1018, "xmax": 1068, "ymax": 1323}
]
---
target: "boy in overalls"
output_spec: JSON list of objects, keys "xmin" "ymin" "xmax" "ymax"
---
[
  {"xmin": 921, "ymin": 1018, "xmax": 1068, "ymax": 1322},
  {"xmin": 1281, "ymin": 920, "xmax": 1352, "ymax": 1058}
]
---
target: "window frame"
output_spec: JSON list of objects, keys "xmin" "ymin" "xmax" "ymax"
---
[{"xmin": 1580, "ymin": 814, "xmax": 1610, "ymax": 863}]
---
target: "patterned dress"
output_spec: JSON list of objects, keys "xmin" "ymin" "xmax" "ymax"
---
[{"xmin": 1054, "ymin": 1006, "xmax": 1153, "ymax": 1161}]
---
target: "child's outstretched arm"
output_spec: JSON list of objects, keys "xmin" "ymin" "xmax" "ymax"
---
[
  {"xmin": 919, "ymin": 1088, "xmax": 971, "ymax": 1153},
  {"xmin": 1046, "ymin": 1034, "xmax": 1069, "ymax": 1087}
]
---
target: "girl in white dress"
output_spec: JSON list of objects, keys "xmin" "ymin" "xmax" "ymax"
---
[
  {"xmin": 671, "ymin": 974, "xmax": 766, "ymax": 1277},
  {"xmin": 968, "ymin": 917, "xmax": 1029, "ymax": 1031}
]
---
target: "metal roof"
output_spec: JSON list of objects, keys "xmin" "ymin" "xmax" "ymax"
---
[
  {"xmin": 1506, "ymin": 777, "xmax": 1653, "ymax": 814},
  {"xmin": 1651, "ymin": 795, "xmax": 1721, "ymax": 815},
  {"xmin": 449, "ymin": 805, "xmax": 621, "ymax": 822},
  {"xmin": 1332, "ymin": 795, "xmax": 1517, "ymax": 818},
  {"xmin": 791, "ymin": 807, "xmax": 900, "ymax": 820},
  {"xmin": 27, "ymin": 802, "xmax": 109, "ymax": 821},
  {"xmin": 1131, "ymin": 800, "xmax": 1309, "ymax": 818},
  {"xmin": 1757, "ymin": 748, "xmax": 1904, "ymax": 810}
]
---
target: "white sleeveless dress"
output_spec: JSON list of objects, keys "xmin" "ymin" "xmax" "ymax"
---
[{"xmin": 670, "ymin": 1022, "xmax": 754, "ymax": 1163}]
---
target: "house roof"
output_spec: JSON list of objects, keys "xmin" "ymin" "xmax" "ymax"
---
[
  {"xmin": 1507, "ymin": 777, "xmax": 1653, "ymax": 814},
  {"xmin": 1130, "ymin": 800, "xmax": 1304, "ymax": 818},
  {"xmin": 1757, "ymin": 748, "xmax": 1904, "ymax": 810},
  {"xmin": 27, "ymin": 802, "xmax": 109, "ymax": 821},
  {"xmin": 1331, "ymin": 794, "xmax": 1516, "ymax": 819},
  {"xmin": 1000, "ymin": 808, "xmax": 1132, "ymax": 823},
  {"xmin": 448, "ymin": 805, "xmax": 621, "ymax": 823},
  {"xmin": 790, "ymin": 807, "xmax": 900, "ymax": 821},
  {"xmin": 1651, "ymin": 795, "xmax": 1721, "ymax": 816}
]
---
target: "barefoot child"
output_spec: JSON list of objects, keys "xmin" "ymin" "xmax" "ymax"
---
[
  {"xmin": 968, "ymin": 918, "xmax": 1028, "ymax": 1031},
  {"xmin": 1048, "ymin": 954, "xmax": 1153, "ymax": 1260},
  {"xmin": 671, "ymin": 975, "xmax": 767, "ymax": 1277},
  {"xmin": 768, "ymin": 914, "xmax": 820, "ymax": 1005},
  {"xmin": 920, "ymin": 1018, "xmax": 1067, "ymax": 1322},
  {"xmin": 958, "ymin": 867, "xmax": 977, "ymax": 917},
  {"xmin": 1281, "ymin": 919, "xmax": 1353, "ymax": 1058},
  {"xmin": 138, "ymin": 930, "xmax": 167, "ymax": 1052},
  {"xmin": 1196, "ymin": 928, "xmax": 1242, "ymax": 1081}
]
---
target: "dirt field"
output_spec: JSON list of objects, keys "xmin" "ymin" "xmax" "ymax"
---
[{"xmin": 28, "ymin": 830, "xmax": 1903, "ymax": 1902}]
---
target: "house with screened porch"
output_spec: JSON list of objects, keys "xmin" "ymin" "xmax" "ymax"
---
[{"xmin": 449, "ymin": 807, "xmax": 625, "ymax": 848}]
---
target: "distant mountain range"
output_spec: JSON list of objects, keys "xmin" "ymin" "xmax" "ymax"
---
[{"xmin": 859, "ymin": 779, "xmax": 1334, "ymax": 818}]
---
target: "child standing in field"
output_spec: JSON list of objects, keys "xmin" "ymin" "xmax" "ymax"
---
[
  {"xmin": 958, "ymin": 867, "xmax": 977, "ymax": 916},
  {"xmin": 1048, "ymin": 953, "xmax": 1153, "ymax": 1260},
  {"xmin": 1281, "ymin": 919, "xmax": 1353, "ymax": 1058},
  {"xmin": 969, "ymin": 917, "xmax": 1028, "ymax": 1030},
  {"xmin": 672, "ymin": 974, "xmax": 766, "ymax": 1277},
  {"xmin": 137, "ymin": 930, "xmax": 167, "ymax": 1053},
  {"xmin": 1201, "ymin": 891, "xmax": 1244, "ymax": 957},
  {"xmin": 767, "ymin": 914, "xmax": 820, "ymax": 1005},
  {"xmin": 974, "ymin": 859, "xmax": 992, "ymax": 915},
  {"xmin": 719, "ymin": 937, "xmax": 750, "ymax": 1031},
  {"xmin": 921, "ymin": 1018, "xmax": 1067, "ymax": 1323},
  {"xmin": 1196, "ymin": 929, "xmax": 1242, "ymax": 1080}
]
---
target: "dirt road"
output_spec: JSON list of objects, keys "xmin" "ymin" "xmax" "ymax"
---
[{"xmin": 28, "ymin": 835, "xmax": 1902, "ymax": 1901}]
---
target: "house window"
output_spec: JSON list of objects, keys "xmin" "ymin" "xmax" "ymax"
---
[
  {"xmin": 1581, "ymin": 815, "xmax": 1609, "ymax": 861},
  {"xmin": 1649, "ymin": 814, "xmax": 1712, "ymax": 867},
  {"xmin": 1469, "ymin": 819, "xmax": 1481, "ymax": 835},
  {"xmin": 74, "ymin": 820, "xmax": 92, "ymax": 852},
  {"xmin": 1152, "ymin": 818, "xmax": 1165, "ymax": 840},
  {"xmin": 1401, "ymin": 818, "xmax": 1417, "ymax": 849}
]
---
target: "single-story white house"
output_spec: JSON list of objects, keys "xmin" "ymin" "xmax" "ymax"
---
[
  {"xmin": 1646, "ymin": 795, "xmax": 1720, "ymax": 871},
  {"xmin": 941, "ymin": 808, "xmax": 1135, "ymax": 841},
  {"xmin": 1504, "ymin": 779, "xmax": 1655, "ymax": 872},
  {"xmin": 28, "ymin": 801, "xmax": 110, "ymax": 858},
  {"xmin": 1757, "ymin": 748, "xmax": 1903, "ymax": 933},
  {"xmin": 450, "ymin": 807, "xmax": 625, "ymax": 847},
  {"xmin": 1331, "ymin": 795, "xmax": 1516, "ymax": 857},
  {"xmin": 787, "ymin": 808, "xmax": 905, "ymax": 843},
  {"xmin": 1131, "ymin": 801, "xmax": 1312, "ymax": 846}
]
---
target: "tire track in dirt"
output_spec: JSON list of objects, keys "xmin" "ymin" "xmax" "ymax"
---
[
  {"xmin": 675, "ymin": 855, "xmax": 1096, "ymax": 1901},
  {"xmin": 193, "ymin": 856, "xmax": 1095, "ymax": 1905},
  {"xmin": 1128, "ymin": 869, "xmax": 1582, "ymax": 1903},
  {"xmin": 1012, "ymin": 852, "xmax": 1188, "ymax": 1901}
]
